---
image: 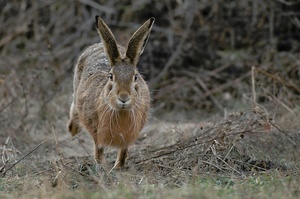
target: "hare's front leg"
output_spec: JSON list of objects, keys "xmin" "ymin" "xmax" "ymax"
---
[
  {"xmin": 94, "ymin": 145, "xmax": 104, "ymax": 164},
  {"xmin": 114, "ymin": 148, "xmax": 128, "ymax": 168},
  {"xmin": 68, "ymin": 102, "xmax": 80, "ymax": 136}
]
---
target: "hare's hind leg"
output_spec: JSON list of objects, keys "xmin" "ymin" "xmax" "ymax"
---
[
  {"xmin": 114, "ymin": 148, "xmax": 128, "ymax": 168},
  {"xmin": 68, "ymin": 102, "xmax": 81, "ymax": 136}
]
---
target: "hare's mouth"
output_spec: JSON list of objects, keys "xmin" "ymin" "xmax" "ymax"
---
[{"xmin": 116, "ymin": 98, "xmax": 132, "ymax": 110}]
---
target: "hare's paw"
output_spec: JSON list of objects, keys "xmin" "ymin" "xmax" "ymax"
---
[
  {"xmin": 114, "ymin": 148, "xmax": 128, "ymax": 168},
  {"xmin": 94, "ymin": 146, "xmax": 105, "ymax": 164},
  {"xmin": 68, "ymin": 120, "xmax": 80, "ymax": 136}
]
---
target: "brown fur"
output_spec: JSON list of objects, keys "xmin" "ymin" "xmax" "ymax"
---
[{"xmin": 68, "ymin": 16, "xmax": 154, "ymax": 168}]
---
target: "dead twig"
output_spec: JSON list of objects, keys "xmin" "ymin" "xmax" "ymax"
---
[
  {"xmin": 251, "ymin": 66, "xmax": 257, "ymax": 104},
  {"xmin": 149, "ymin": 12, "xmax": 194, "ymax": 86},
  {"xmin": 201, "ymin": 72, "xmax": 251, "ymax": 99},
  {"xmin": 1, "ymin": 137, "xmax": 11, "ymax": 165},
  {"xmin": 78, "ymin": 0, "xmax": 115, "ymax": 13},
  {"xmin": 255, "ymin": 67, "xmax": 300, "ymax": 94},
  {"xmin": 0, "ymin": 98, "xmax": 17, "ymax": 113},
  {"xmin": 1, "ymin": 140, "xmax": 45, "ymax": 177}
]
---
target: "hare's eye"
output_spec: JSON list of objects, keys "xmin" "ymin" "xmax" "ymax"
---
[
  {"xmin": 134, "ymin": 74, "xmax": 138, "ymax": 82},
  {"xmin": 109, "ymin": 73, "xmax": 113, "ymax": 81}
]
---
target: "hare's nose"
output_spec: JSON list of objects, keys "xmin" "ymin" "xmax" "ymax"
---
[
  {"xmin": 118, "ymin": 93, "xmax": 130, "ymax": 103},
  {"xmin": 118, "ymin": 97, "xmax": 129, "ymax": 103}
]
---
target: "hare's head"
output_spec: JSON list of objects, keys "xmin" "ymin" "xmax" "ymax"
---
[{"xmin": 96, "ymin": 16, "xmax": 154, "ymax": 110}]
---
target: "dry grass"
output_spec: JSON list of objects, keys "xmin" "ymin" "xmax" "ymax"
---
[
  {"xmin": 0, "ymin": 107, "xmax": 299, "ymax": 198},
  {"xmin": 0, "ymin": 0, "xmax": 300, "ymax": 198}
]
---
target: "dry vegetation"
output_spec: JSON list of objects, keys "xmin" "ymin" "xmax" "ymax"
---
[{"xmin": 0, "ymin": 0, "xmax": 299, "ymax": 198}]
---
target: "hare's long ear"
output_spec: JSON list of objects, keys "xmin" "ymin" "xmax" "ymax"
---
[
  {"xmin": 96, "ymin": 16, "xmax": 121, "ymax": 66},
  {"xmin": 125, "ymin": 17, "xmax": 155, "ymax": 66}
]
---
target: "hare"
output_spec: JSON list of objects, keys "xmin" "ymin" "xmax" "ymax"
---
[{"xmin": 67, "ymin": 16, "xmax": 154, "ymax": 168}]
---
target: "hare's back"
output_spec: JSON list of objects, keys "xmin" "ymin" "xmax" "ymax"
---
[
  {"xmin": 74, "ymin": 43, "xmax": 110, "ymax": 91},
  {"xmin": 80, "ymin": 43, "xmax": 110, "ymax": 75},
  {"xmin": 74, "ymin": 43, "xmax": 109, "ymax": 117}
]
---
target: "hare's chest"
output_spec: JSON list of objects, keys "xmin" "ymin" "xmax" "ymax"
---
[{"xmin": 97, "ymin": 111, "xmax": 140, "ymax": 147}]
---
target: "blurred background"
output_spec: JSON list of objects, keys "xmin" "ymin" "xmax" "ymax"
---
[{"xmin": 0, "ymin": 0, "xmax": 299, "ymax": 151}]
